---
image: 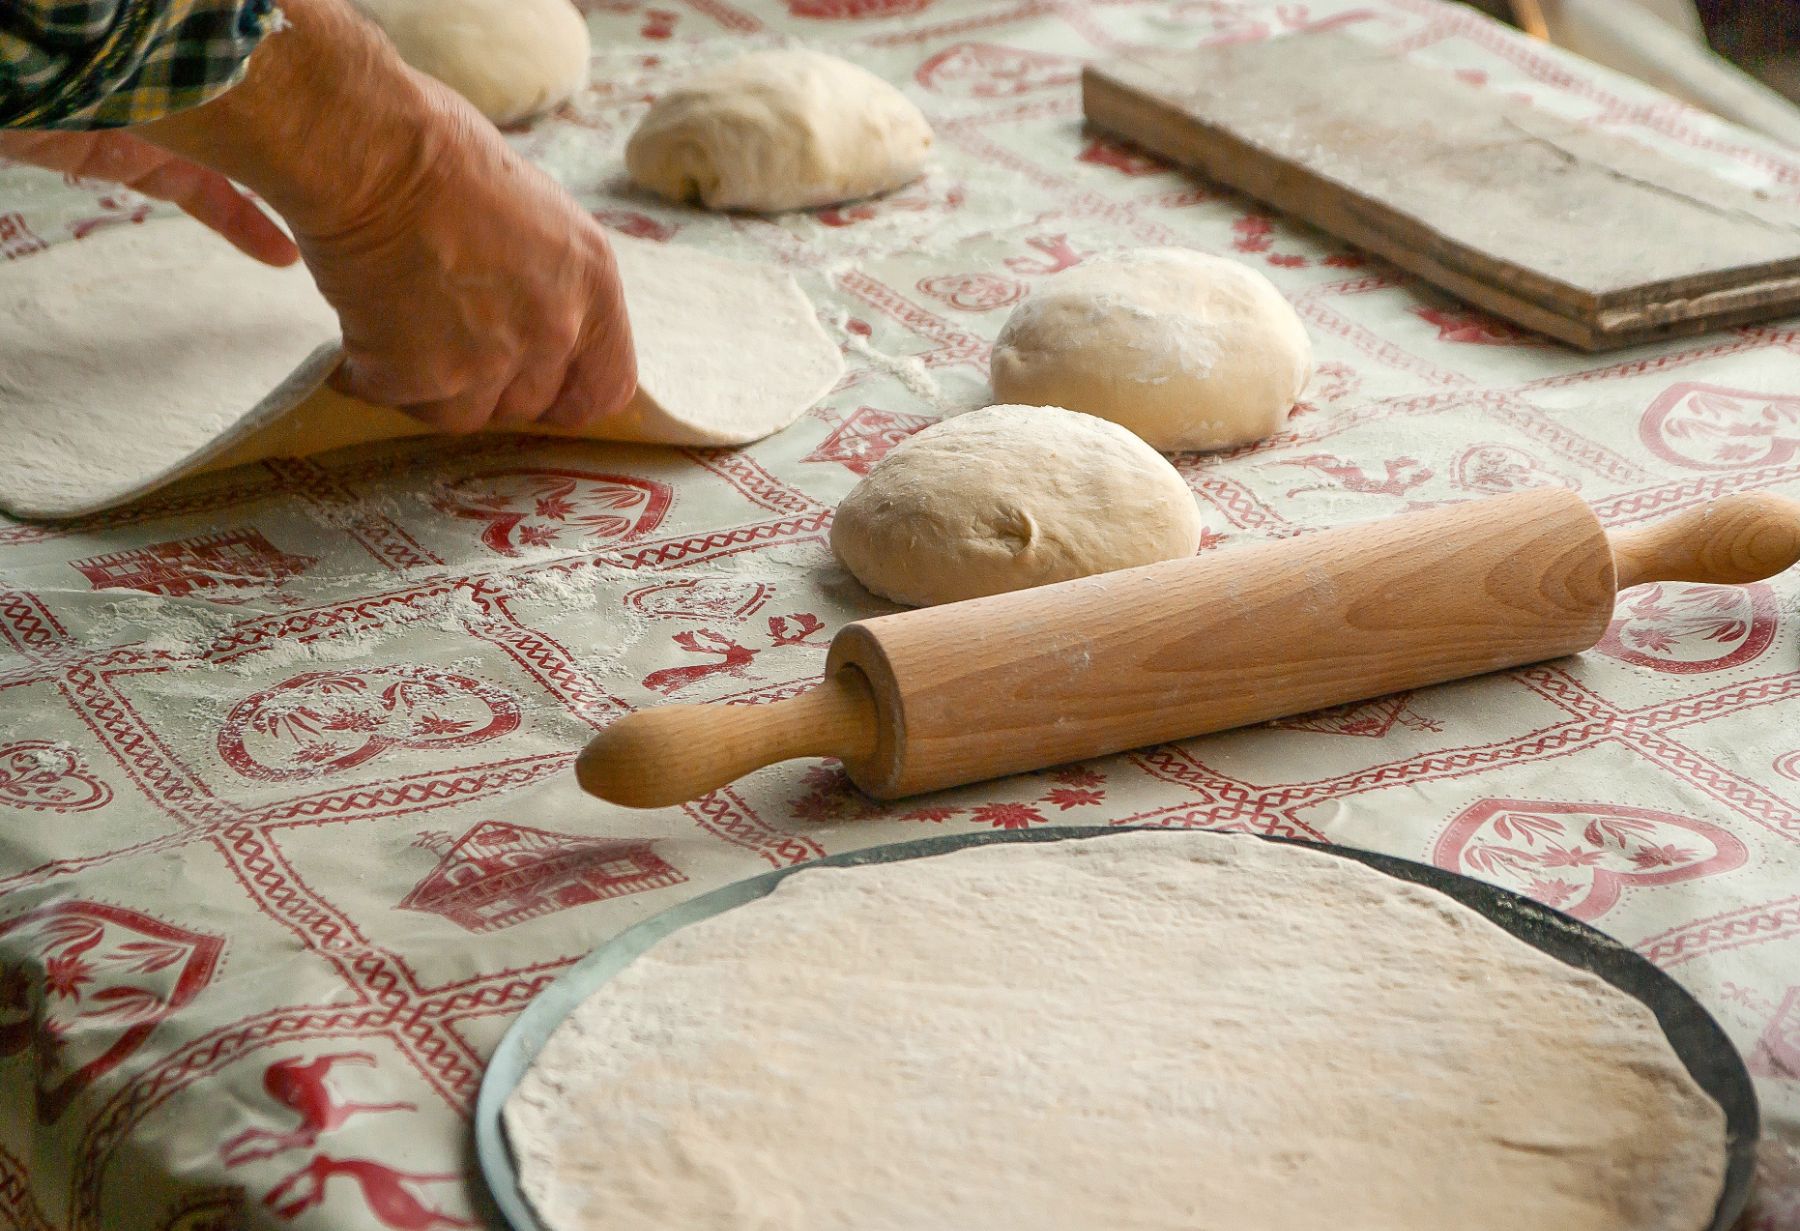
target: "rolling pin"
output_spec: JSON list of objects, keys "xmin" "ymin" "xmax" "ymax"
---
[{"xmin": 577, "ymin": 488, "xmax": 1800, "ymax": 808}]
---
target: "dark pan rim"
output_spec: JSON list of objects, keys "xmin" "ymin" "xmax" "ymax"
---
[{"xmin": 474, "ymin": 826, "xmax": 1758, "ymax": 1231}]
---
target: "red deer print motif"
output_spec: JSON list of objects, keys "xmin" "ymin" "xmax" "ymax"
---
[
  {"xmin": 1640, "ymin": 383, "xmax": 1800, "ymax": 470},
  {"xmin": 264, "ymin": 1156, "xmax": 474, "ymax": 1229},
  {"xmin": 1282, "ymin": 454, "xmax": 1434, "ymax": 499},
  {"xmin": 1434, "ymin": 799, "xmax": 1748, "ymax": 921},
  {"xmin": 222, "ymin": 1053, "xmax": 415, "ymax": 1166},
  {"xmin": 642, "ymin": 630, "xmax": 758, "ymax": 695},
  {"xmin": 640, "ymin": 615, "xmax": 831, "ymax": 695},
  {"xmin": 767, "ymin": 613, "xmax": 828, "ymax": 646},
  {"xmin": 1004, "ymin": 234, "xmax": 1083, "ymax": 276}
]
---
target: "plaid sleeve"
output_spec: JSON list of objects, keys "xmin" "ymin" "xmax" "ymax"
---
[{"xmin": 0, "ymin": 0, "xmax": 279, "ymax": 129}]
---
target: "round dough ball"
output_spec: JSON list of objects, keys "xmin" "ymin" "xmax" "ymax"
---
[
  {"xmin": 626, "ymin": 49, "xmax": 933, "ymax": 213},
  {"xmin": 990, "ymin": 248, "xmax": 1313, "ymax": 452},
  {"xmin": 357, "ymin": 0, "xmax": 590, "ymax": 126},
  {"xmin": 831, "ymin": 404, "xmax": 1203, "ymax": 607}
]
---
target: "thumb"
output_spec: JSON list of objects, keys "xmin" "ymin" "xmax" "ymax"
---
[{"xmin": 325, "ymin": 352, "xmax": 381, "ymax": 406}]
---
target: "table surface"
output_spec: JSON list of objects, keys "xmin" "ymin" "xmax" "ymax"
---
[{"xmin": 1, "ymin": 1, "xmax": 1798, "ymax": 1228}]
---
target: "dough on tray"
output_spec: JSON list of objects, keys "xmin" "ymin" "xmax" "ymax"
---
[
  {"xmin": 505, "ymin": 830, "xmax": 1728, "ymax": 1231},
  {"xmin": 990, "ymin": 247, "xmax": 1312, "ymax": 451},
  {"xmin": 829, "ymin": 403, "xmax": 1203, "ymax": 606},
  {"xmin": 0, "ymin": 219, "xmax": 842, "ymax": 519},
  {"xmin": 626, "ymin": 48, "xmax": 933, "ymax": 213},
  {"xmin": 355, "ymin": 0, "xmax": 591, "ymax": 126}
]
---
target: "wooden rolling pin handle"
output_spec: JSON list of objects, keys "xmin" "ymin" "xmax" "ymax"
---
[
  {"xmin": 575, "ymin": 669, "xmax": 879, "ymax": 809},
  {"xmin": 1609, "ymin": 491, "xmax": 1800, "ymax": 592}
]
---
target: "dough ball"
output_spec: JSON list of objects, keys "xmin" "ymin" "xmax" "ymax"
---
[
  {"xmin": 990, "ymin": 248, "xmax": 1312, "ymax": 452},
  {"xmin": 830, "ymin": 404, "xmax": 1203, "ymax": 607},
  {"xmin": 357, "ymin": 0, "xmax": 590, "ymax": 126},
  {"xmin": 626, "ymin": 49, "xmax": 933, "ymax": 213}
]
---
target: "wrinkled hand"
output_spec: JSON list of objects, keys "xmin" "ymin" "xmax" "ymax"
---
[
  {"xmin": 0, "ymin": 128, "xmax": 298, "ymax": 266},
  {"xmin": 113, "ymin": 0, "xmax": 638, "ymax": 434},
  {"xmin": 297, "ymin": 89, "xmax": 637, "ymax": 433}
]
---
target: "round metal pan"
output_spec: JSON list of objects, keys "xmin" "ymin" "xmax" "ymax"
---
[{"xmin": 475, "ymin": 826, "xmax": 1758, "ymax": 1231}]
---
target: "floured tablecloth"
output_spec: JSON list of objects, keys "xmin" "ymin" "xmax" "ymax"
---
[{"xmin": 1, "ymin": 0, "xmax": 1797, "ymax": 1227}]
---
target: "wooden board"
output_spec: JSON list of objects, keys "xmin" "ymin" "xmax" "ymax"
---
[{"xmin": 1083, "ymin": 31, "xmax": 1800, "ymax": 349}]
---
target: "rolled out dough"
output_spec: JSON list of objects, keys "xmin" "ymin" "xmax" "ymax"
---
[
  {"xmin": 505, "ymin": 831, "xmax": 1727, "ymax": 1231},
  {"xmin": 0, "ymin": 219, "xmax": 842, "ymax": 519}
]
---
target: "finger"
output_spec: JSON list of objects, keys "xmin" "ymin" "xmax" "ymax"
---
[
  {"xmin": 8, "ymin": 130, "xmax": 303, "ymax": 268},
  {"xmin": 124, "ymin": 153, "xmax": 300, "ymax": 267},
  {"xmin": 330, "ymin": 345, "xmax": 511, "ymax": 434},
  {"xmin": 333, "ymin": 360, "xmax": 501, "ymax": 435},
  {"xmin": 180, "ymin": 185, "xmax": 300, "ymax": 267},
  {"xmin": 491, "ymin": 359, "xmax": 570, "ymax": 426},
  {"xmin": 403, "ymin": 387, "xmax": 508, "ymax": 435},
  {"xmin": 326, "ymin": 351, "xmax": 394, "ymax": 407},
  {"xmin": 0, "ymin": 129, "xmax": 86, "ymax": 174},
  {"xmin": 542, "ymin": 311, "xmax": 638, "ymax": 430}
]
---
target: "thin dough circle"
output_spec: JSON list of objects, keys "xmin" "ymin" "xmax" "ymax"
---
[
  {"xmin": 506, "ymin": 831, "xmax": 1727, "ymax": 1231},
  {"xmin": 0, "ymin": 221, "xmax": 842, "ymax": 519}
]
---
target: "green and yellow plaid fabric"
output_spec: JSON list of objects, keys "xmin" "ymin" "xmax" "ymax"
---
[{"xmin": 0, "ymin": 0, "xmax": 277, "ymax": 128}]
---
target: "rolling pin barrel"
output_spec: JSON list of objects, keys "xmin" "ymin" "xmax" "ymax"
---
[
  {"xmin": 827, "ymin": 487, "xmax": 1614, "ymax": 796},
  {"xmin": 577, "ymin": 488, "xmax": 1800, "ymax": 808}
]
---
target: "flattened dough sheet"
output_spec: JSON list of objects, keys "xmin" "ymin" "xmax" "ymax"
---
[{"xmin": 0, "ymin": 218, "xmax": 843, "ymax": 519}]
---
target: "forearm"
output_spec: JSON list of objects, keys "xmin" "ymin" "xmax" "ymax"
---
[{"xmin": 138, "ymin": 0, "xmax": 444, "ymax": 235}]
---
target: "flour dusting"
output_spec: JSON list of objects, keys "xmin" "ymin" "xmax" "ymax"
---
[{"xmin": 506, "ymin": 831, "xmax": 1725, "ymax": 1231}]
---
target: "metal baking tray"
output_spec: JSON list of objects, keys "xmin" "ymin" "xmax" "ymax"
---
[{"xmin": 475, "ymin": 827, "xmax": 1758, "ymax": 1231}]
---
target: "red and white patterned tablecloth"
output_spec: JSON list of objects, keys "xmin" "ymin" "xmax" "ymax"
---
[{"xmin": 2, "ymin": 0, "xmax": 1799, "ymax": 1226}]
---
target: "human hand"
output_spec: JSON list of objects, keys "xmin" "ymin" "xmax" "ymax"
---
[
  {"xmin": 136, "ymin": 0, "xmax": 635, "ymax": 433},
  {"xmin": 0, "ymin": 128, "xmax": 298, "ymax": 267},
  {"xmin": 293, "ymin": 88, "xmax": 637, "ymax": 432}
]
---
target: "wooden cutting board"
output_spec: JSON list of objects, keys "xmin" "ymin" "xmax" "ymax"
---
[{"xmin": 1082, "ymin": 31, "xmax": 1800, "ymax": 350}]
